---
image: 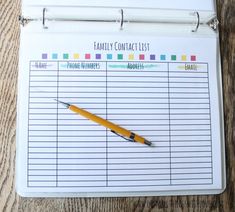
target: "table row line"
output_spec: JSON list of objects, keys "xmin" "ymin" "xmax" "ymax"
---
[
  {"xmin": 28, "ymin": 152, "xmax": 212, "ymax": 157},
  {"xmin": 28, "ymin": 131, "xmax": 211, "ymax": 137},
  {"xmin": 27, "ymin": 179, "xmax": 213, "ymax": 187},
  {"xmin": 29, "ymin": 62, "xmax": 208, "ymax": 71},
  {"xmin": 28, "ymin": 158, "xmax": 212, "ymax": 164},
  {"xmin": 28, "ymin": 142, "xmax": 212, "ymax": 148},
  {"xmin": 28, "ymin": 163, "xmax": 212, "ymax": 169},
  {"xmin": 28, "ymin": 167, "xmax": 212, "ymax": 175},
  {"xmin": 28, "ymin": 146, "xmax": 212, "ymax": 153},
  {"xmin": 28, "ymin": 173, "xmax": 212, "ymax": 181}
]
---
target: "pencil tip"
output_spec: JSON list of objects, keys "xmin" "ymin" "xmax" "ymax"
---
[
  {"xmin": 53, "ymin": 99, "xmax": 70, "ymax": 108},
  {"xmin": 144, "ymin": 140, "xmax": 152, "ymax": 147}
]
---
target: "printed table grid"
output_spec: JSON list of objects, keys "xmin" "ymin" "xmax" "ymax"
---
[{"xmin": 27, "ymin": 60, "xmax": 213, "ymax": 188}]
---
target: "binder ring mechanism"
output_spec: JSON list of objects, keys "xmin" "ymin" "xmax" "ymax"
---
[
  {"xmin": 192, "ymin": 11, "xmax": 200, "ymax": 32},
  {"xmin": 119, "ymin": 9, "xmax": 124, "ymax": 30},
  {"xmin": 39, "ymin": 8, "xmax": 125, "ymax": 30},
  {"xmin": 42, "ymin": 8, "xmax": 125, "ymax": 30},
  {"xmin": 42, "ymin": 8, "xmax": 48, "ymax": 29},
  {"xmin": 19, "ymin": 8, "xmax": 49, "ymax": 29},
  {"xmin": 19, "ymin": 8, "xmax": 218, "ymax": 32}
]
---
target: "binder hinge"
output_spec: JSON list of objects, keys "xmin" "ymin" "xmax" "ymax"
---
[
  {"xmin": 207, "ymin": 17, "xmax": 219, "ymax": 31},
  {"xmin": 19, "ymin": 16, "xmax": 32, "ymax": 27}
]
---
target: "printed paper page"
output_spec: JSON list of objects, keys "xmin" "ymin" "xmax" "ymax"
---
[{"xmin": 17, "ymin": 31, "xmax": 223, "ymax": 195}]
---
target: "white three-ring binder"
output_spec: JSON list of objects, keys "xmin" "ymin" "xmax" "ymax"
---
[{"xmin": 16, "ymin": 0, "xmax": 226, "ymax": 197}]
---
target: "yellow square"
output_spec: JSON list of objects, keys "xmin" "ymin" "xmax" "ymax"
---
[
  {"xmin": 129, "ymin": 54, "xmax": 134, "ymax": 60},
  {"xmin": 73, "ymin": 53, "xmax": 80, "ymax": 59},
  {"xmin": 181, "ymin": 55, "xmax": 187, "ymax": 61}
]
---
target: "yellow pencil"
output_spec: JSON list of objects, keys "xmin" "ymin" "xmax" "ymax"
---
[{"xmin": 55, "ymin": 99, "xmax": 152, "ymax": 146}]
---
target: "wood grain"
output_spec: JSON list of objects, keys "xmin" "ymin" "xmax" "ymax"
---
[{"xmin": 0, "ymin": 0, "xmax": 234, "ymax": 211}]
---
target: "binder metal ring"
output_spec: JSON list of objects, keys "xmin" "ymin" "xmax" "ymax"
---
[
  {"xmin": 43, "ymin": 8, "xmax": 48, "ymax": 29},
  {"xmin": 192, "ymin": 12, "xmax": 200, "ymax": 32},
  {"xmin": 120, "ymin": 9, "xmax": 124, "ymax": 30}
]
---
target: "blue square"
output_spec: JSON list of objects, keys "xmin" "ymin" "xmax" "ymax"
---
[
  {"xmin": 42, "ymin": 53, "xmax": 47, "ymax": 59},
  {"xmin": 160, "ymin": 55, "xmax": 166, "ymax": 61},
  {"xmin": 150, "ymin": 55, "xmax": 156, "ymax": 60},
  {"xmin": 107, "ymin": 54, "xmax": 112, "ymax": 60},
  {"xmin": 52, "ymin": 53, "xmax": 58, "ymax": 59}
]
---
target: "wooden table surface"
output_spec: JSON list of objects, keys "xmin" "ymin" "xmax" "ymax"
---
[{"xmin": 0, "ymin": 0, "xmax": 234, "ymax": 211}]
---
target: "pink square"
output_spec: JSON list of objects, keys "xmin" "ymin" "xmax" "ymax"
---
[
  {"xmin": 85, "ymin": 54, "xmax": 91, "ymax": 59},
  {"xmin": 139, "ymin": 54, "xmax": 145, "ymax": 60},
  {"xmin": 191, "ymin": 55, "xmax": 196, "ymax": 61}
]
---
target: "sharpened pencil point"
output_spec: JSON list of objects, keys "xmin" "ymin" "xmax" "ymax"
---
[
  {"xmin": 144, "ymin": 140, "xmax": 152, "ymax": 147},
  {"xmin": 54, "ymin": 99, "xmax": 71, "ymax": 108}
]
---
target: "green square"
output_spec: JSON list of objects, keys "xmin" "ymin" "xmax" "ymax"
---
[
  {"xmin": 118, "ymin": 54, "xmax": 123, "ymax": 60},
  {"xmin": 63, "ymin": 53, "xmax": 69, "ymax": 59},
  {"xmin": 171, "ymin": 55, "xmax": 177, "ymax": 61}
]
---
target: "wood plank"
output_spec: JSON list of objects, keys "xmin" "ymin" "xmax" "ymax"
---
[{"xmin": 0, "ymin": 0, "xmax": 234, "ymax": 211}]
